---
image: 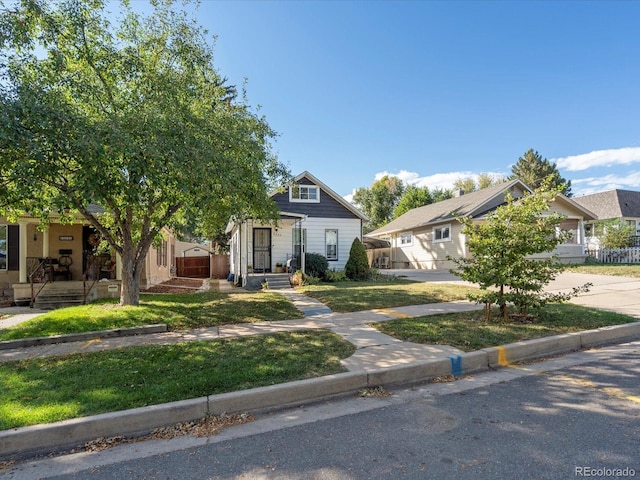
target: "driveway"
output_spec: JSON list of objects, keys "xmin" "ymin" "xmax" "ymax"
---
[{"xmin": 385, "ymin": 268, "xmax": 640, "ymax": 318}]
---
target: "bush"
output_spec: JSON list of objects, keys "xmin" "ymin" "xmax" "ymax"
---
[
  {"xmin": 305, "ymin": 252, "xmax": 329, "ymax": 279},
  {"xmin": 324, "ymin": 269, "xmax": 348, "ymax": 282},
  {"xmin": 345, "ymin": 238, "xmax": 371, "ymax": 281},
  {"xmin": 290, "ymin": 270, "xmax": 320, "ymax": 287}
]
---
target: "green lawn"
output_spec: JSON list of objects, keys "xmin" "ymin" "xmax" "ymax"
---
[
  {"xmin": 297, "ymin": 279, "xmax": 479, "ymax": 312},
  {"xmin": 567, "ymin": 263, "xmax": 640, "ymax": 278},
  {"xmin": 2, "ymin": 278, "xmax": 639, "ymax": 430},
  {"xmin": 0, "ymin": 290, "xmax": 302, "ymax": 341},
  {"xmin": 0, "ymin": 330, "xmax": 355, "ymax": 429},
  {"xmin": 375, "ymin": 303, "xmax": 637, "ymax": 352}
]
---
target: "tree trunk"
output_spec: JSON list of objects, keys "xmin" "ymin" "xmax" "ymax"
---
[{"xmin": 119, "ymin": 249, "xmax": 142, "ymax": 306}]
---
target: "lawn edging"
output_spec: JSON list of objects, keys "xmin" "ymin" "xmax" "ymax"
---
[
  {"xmin": 1, "ymin": 321, "xmax": 639, "ymax": 460},
  {"xmin": 0, "ymin": 324, "xmax": 168, "ymax": 350}
]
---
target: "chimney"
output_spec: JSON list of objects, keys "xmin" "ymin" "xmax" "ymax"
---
[{"xmin": 455, "ymin": 188, "xmax": 465, "ymax": 197}]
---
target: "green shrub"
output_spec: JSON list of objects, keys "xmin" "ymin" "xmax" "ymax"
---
[
  {"xmin": 345, "ymin": 238, "xmax": 371, "ymax": 281},
  {"xmin": 305, "ymin": 252, "xmax": 329, "ymax": 279},
  {"xmin": 324, "ymin": 269, "xmax": 348, "ymax": 282}
]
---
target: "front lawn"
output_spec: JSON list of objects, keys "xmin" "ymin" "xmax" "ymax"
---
[
  {"xmin": 567, "ymin": 263, "xmax": 640, "ymax": 278},
  {"xmin": 0, "ymin": 291, "xmax": 303, "ymax": 341},
  {"xmin": 375, "ymin": 303, "xmax": 637, "ymax": 352},
  {"xmin": 0, "ymin": 330, "xmax": 355, "ymax": 430},
  {"xmin": 297, "ymin": 279, "xmax": 479, "ymax": 312}
]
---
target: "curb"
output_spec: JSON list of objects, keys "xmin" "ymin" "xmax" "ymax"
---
[
  {"xmin": 0, "ymin": 325, "xmax": 168, "ymax": 350},
  {"xmin": 1, "ymin": 322, "xmax": 639, "ymax": 459}
]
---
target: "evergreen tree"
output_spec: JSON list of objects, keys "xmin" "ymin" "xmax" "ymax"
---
[
  {"xmin": 511, "ymin": 149, "xmax": 572, "ymax": 196},
  {"xmin": 345, "ymin": 238, "xmax": 370, "ymax": 281}
]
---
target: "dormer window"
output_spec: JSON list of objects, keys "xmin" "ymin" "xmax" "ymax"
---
[{"xmin": 290, "ymin": 185, "xmax": 320, "ymax": 203}]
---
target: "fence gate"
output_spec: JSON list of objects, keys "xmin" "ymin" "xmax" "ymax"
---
[{"xmin": 176, "ymin": 256, "xmax": 210, "ymax": 278}]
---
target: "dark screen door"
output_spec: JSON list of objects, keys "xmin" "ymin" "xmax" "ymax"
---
[{"xmin": 253, "ymin": 228, "xmax": 271, "ymax": 273}]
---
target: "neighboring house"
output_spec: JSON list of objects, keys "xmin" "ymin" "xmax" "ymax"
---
[
  {"xmin": 0, "ymin": 213, "xmax": 181, "ymax": 306},
  {"xmin": 366, "ymin": 179, "xmax": 595, "ymax": 270},
  {"xmin": 226, "ymin": 171, "xmax": 368, "ymax": 287},
  {"xmin": 573, "ymin": 189, "xmax": 640, "ymax": 246}
]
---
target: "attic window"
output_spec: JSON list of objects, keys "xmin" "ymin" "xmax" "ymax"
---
[{"xmin": 290, "ymin": 185, "xmax": 320, "ymax": 203}]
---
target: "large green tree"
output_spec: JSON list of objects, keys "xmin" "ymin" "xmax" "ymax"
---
[
  {"xmin": 453, "ymin": 173, "xmax": 506, "ymax": 193},
  {"xmin": 392, "ymin": 185, "xmax": 454, "ymax": 219},
  {"xmin": 393, "ymin": 185, "xmax": 432, "ymax": 218},
  {"xmin": 0, "ymin": 0, "xmax": 289, "ymax": 305},
  {"xmin": 511, "ymin": 149, "xmax": 571, "ymax": 196},
  {"xmin": 353, "ymin": 176, "xmax": 404, "ymax": 230}
]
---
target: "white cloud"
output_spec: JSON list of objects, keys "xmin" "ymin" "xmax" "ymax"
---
[
  {"xmin": 572, "ymin": 171, "xmax": 640, "ymax": 196},
  {"xmin": 373, "ymin": 170, "xmax": 506, "ymax": 190},
  {"xmin": 553, "ymin": 147, "xmax": 640, "ymax": 172},
  {"xmin": 344, "ymin": 170, "xmax": 506, "ymax": 203}
]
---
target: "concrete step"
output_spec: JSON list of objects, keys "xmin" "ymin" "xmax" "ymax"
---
[
  {"xmin": 245, "ymin": 274, "xmax": 291, "ymax": 291},
  {"xmin": 33, "ymin": 286, "xmax": 86, "ymax": 310}
]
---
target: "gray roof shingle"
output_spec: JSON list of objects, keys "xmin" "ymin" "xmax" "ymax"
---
[
  {"xmin": 367, "ymin": 179, "xmax": 528, "ymax": 236},
  {"xmin": 573, "ymin": 189, "xmax": 640, "ymax": 220}
]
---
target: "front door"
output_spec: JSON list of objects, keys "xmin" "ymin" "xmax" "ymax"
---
[{"xmin": 253, "ymin": 228, "xmax": 271, "ymax": 273}]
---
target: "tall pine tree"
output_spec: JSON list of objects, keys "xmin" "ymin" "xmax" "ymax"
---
[{"xmin": 511, "ymin": 149, "xmax": 572, "ymax": 196}]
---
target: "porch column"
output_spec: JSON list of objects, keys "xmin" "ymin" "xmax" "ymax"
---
[
  {"xmin": 18, "ymin": 220, "xmax": 28, "ymax": 283},
  {"xmin": 42, "ymin": 227, "xmax": 50, "ymax": 258},
  {"xmin": 115, "ymin": 252, "xmax": 122, "ymax": 280}
]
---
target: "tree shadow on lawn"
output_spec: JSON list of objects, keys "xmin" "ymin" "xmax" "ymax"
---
[{"xmin": 0, "ymin": 291, "xmax": 304, "ymax": 340}]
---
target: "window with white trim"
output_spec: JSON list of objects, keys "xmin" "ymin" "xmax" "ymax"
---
[
  {"xmin": 399, "ymin": 232, "xmax": 412, "ymax": 246},
  {"xmin": 433, "ymin": 225, "xmax": 451, "ymax": 242},
  {"xmin": 0, "ymin": 225, "xmax": 6, "ymax": 270},
  {"xmin": 325, "ymin": 229, "xmax": 338, "ymax": 261},
  {"xmin": 156, "ymin": 240, "xmax": 167, "ymax": 267},
  {"xmin": 290, "ymin": 185, "xmax": 319, "ymax": 203}
]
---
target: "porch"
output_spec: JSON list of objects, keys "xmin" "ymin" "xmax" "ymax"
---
[{"xmin": 12, "ymin": 279, "xmax": 121, "ymax": 309}]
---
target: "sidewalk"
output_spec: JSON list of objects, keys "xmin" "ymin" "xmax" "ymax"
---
[
  {"xmin": 0, "ymin": 287, "xmax": 481, "ymax": 370},
  {"xmin": 1, "ymin": 282, "xmax": 640, "ymax": 460}
]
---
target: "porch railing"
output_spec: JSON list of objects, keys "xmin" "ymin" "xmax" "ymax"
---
[
  {"xmin": 83, "ymin": 254, "xmax": 111, "ymax": 304},
  {"xmin": 27, "ymin": 257, "xmax": 53, "ymax": 308}
]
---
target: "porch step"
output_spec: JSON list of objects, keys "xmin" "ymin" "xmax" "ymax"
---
[
  {"xmin": 246, "ymin": 274, "xmax": 291, "ymax": 291},
  {"xmin": 32, "ymin": 283, "xmax": 87, "ymax": 310}
]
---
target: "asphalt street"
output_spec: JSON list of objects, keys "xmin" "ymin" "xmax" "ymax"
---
[{"xmin": 9, "ymin": 340, "xmax": 639, "ymax": 480}]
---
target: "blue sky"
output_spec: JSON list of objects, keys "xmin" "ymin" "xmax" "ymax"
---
[{"xmin": 150, "ymin": 1, "xmax": 640, "ymax": 199}]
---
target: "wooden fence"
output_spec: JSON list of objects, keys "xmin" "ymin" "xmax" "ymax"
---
[
  {"xmin": 585, "ymin": 247, "xmax": 640, "ymax": 264},
  {"xmin": 175, "ymin": 255, "xmax": 230, "ymax": 278}
]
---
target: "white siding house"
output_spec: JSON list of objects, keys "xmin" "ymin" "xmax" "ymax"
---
[{"xmin": 227, "ymin": 171, "xmax": 368, "ymax": 288}]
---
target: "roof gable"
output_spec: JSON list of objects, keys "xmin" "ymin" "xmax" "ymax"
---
[
  {"xmin": 271, "ymin": 171, "xmax": 368, "ymax": 221},
  {"xmin": 368, "ymin": 179, "xmax": 529, "ymax": 236}
]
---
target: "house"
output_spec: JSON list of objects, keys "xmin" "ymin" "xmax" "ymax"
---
[
  {"xmin": 366, "ymin": 179, "xmax": 596, "ymax": 270},
  {"xmin": 0, "ymin": 212, "xmax": 185, "ymax": 307},
  {"xmin": 226, "ymin": 171, "xmax": 368, "ymax": 288},
  {"xmin": 573, "ymin": 189, "xmax": 640, "ymax": 246}
]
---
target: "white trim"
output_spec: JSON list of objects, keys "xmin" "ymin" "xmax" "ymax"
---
[
  {"xmin": 325, "ymin": 228, "xmax": 338, "ymax": 261},
  {"xmin": 399, "ymin": 231, "xmax": 413, "ymax": 246},
  {"xmin": 289, "ymin": 185, "xmax": 320, "ymax": 203},
  {"xmin": 0, "ymin": 224, "xmax": 7, "ymax": 271},
  {"xmin": 433, "ymin": 224, "xmax": 452, "ymax": 243}
]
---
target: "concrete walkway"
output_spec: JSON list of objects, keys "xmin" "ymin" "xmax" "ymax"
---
[
  {"xmin": 2, "ymin": 271, "xmax": 640, "ymax": 369},
  {"xmin": 0, "ymin": 286, "xmax": 481, "ymax": 371},
  {"xmin": 2, "ymin": 274, "xmax": 640, "ymax": 460}
]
